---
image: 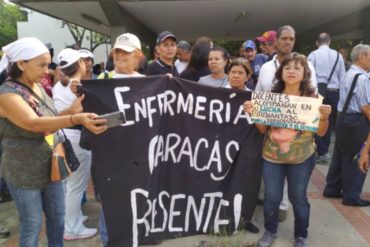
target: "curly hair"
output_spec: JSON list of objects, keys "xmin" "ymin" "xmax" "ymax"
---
[{"xmin": 272, "ymin": 52, "xmax": 315, "ymax": 96}]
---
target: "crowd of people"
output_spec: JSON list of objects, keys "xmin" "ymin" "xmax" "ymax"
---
[{"xmin": 0, "ymin": 23, "xmax": 369, "ymax": 247}]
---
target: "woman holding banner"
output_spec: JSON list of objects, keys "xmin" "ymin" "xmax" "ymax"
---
[
  {"xmin": 244, "ymin": 53, "xmax": 331, "ymax": 247},
  {"xmin": 0, "ymin": 37, "xmax": 107, "ymax": 247},
  {"xmin": 70, "ymin": 32, "xmax": 145, "ymax": 246}
]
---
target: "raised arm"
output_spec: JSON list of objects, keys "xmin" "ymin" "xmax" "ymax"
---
[
  {"xmin": 316, "ymin": 104, "xmax": 331, "ymax": 136},
  {"xmin": 243, "ymin": 100, "xmax": 269, "ymax": 134}
]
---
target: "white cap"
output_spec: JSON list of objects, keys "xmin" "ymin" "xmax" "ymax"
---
[
  {"xmin": 79, "ymin": 49, "xmax": 94, "ymax": 59},
  {"xmin": 57, "ymin": 48, "xmax": 81, "ymax": 69},
  {"xmin": 113, "ymin": 33, "xmax": 141, "ymax": 52}
]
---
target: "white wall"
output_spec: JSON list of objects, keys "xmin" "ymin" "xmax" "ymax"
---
[{"xmin": 17, "ymin": 11, "xmax": 111, "ymax": 64}]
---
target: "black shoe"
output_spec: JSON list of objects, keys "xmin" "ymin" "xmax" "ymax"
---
[
  {"xmin": 323, "ymin": 192, "xmax": 342, "ymax": 198},
  {"xmin": 245, "ymin": 222, "xmax": 259, "ymax": 234},
  {"xmin": 0, "ymin": 227, "xmax": 10, "ymax": 238},
  {"xmin": 343, "ymin": 199, "xmax": 370, "ymax": 207},
  {"xmin": 0, "ymin": 193, "xmax": 12, "ymax": 203},
  {"xmin": 257, "ymin": 198, "xmax": 264, "ymax": 205}
]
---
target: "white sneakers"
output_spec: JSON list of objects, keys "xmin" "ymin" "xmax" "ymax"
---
[
  {"xmin": 82, "ymin": 215, "xmax": 88, "ymax": 223},
  {"xmin": 64, "ymin": 226, "xmax": 97, "ymax": 241}
]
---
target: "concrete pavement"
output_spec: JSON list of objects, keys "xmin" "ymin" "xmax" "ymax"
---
[{"xmin": 1, "ymin": 161, "xmax": 370, "ymax": 246}]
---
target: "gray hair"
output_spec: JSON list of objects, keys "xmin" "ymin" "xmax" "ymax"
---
[
  {"xmin": 276, "ymin": 25, "xmax": 295, "ymax": 39},
  {"xmin": 317, "ymin": 33, "xmax": 331, "ymax": 44},
  {"xmin": 351, "ymin": 44, "xmax": 370, "ymax": 63}
]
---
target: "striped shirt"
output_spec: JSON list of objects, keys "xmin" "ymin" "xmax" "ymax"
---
[{"xmin": 337, "ymin": 64, "xmax": 370, "ymax": 113}]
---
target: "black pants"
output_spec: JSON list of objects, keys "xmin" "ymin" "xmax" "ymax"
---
[{"xmin": 324, "ymin": 113, "xmax": 369, "ymax": 202}]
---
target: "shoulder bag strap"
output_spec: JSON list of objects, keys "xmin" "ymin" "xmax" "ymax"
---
[
  {"xmin": 338, "ymin": 73, "xmax": 361, "ymax": 122},
  {"xmin": 327, "ymin": 52, "xmax": 340, "ymax": 83},
  {"xmin": 8, "ymin": 79, "xmax": 58, "ymax": 116},
  {"xmin": 7, "ymin": 80, "xmax": 70, "ymax": 139}
]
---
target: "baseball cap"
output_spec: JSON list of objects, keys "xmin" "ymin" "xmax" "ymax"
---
[
  {"xmin": 57, "ymin": 48, "xmax": 81, "ymax": 69},
  {"xmin": 256, "ymin": 31, "xmax": 277, "ymax": 43},
  {"xmin": 177, "ymin": 40, "xmax": 191, "ymax": 51},
  {"xmin": 114, "ymin": 33, "xmax": 141, "ymax": 52},
  {"xmin": 79, "ymin": 49, "xmax": 94, "ymax": 59},
  {"xmin": 243, "ymin": 40, "xmax": 256, "ymax": 50},
  {"xmin": 156, "ymin": 31, "xmax": 177, "ymax": 45}
]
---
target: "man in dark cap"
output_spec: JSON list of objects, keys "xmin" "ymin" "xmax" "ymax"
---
[{"xmin": 145, "ymin": 31, "xmax": 178, "ymax": 76}]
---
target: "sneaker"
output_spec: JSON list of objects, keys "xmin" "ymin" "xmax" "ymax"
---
[
  {"xmin": 315, "ymin": 153, "xmax": 331, "ymax": 163},
  {"xmin": 256, "ymin": 231, "xmax": 276, "ymax": 247},
  {"xmin": 0, "ymin": 227, "xmax": 10, "ymax": 238},
  {"xmin": 82, "ymin": 215, "xmax": 88, "ymax": 223},
  {"xmin": 64, "ymin": 227, "xmax": 97, "ymax": 240},
  {"xmin": 278, "ymin": 209, "xmax": 287, "ymax": 222},
  {"xmin": 295, "ymin": 237, "xmax": 308, "ymax": 247}
]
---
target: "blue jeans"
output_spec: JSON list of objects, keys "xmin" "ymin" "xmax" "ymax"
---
[
  {"xmin": 99, "ymin": 207, "xmax": 108, "ymax": 246},
  {"xmin": 263, "ymin": 155, "xmax": 315, "ymax": 238},
  {"xmin": 7, "ymin": 181, "xmax": 65, "ymax": 247}
]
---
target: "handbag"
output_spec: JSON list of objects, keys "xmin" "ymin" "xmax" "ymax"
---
[
  {"xmin": 50, "ymin": 131, "xmax": 80, "ymax": 181},
  {"xmin": 6, "ymin": 80, "xmax": 80, "ymax": 181}
]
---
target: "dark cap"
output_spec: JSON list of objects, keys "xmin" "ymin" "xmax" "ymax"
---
[
  {"xmin": 177, "ymin": 40, "xmax": 191, "ymax": 51},
  {"xmin": 156, "ymin": 31, "xmax": 177, "ymax": 45}
]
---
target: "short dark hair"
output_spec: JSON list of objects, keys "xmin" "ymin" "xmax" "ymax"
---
[
  {"xmin": 273, "ymin": 52, "xmax": 315, "ymax": 96},
  {"xmin": 210, "ymin": 46, "xmax": 229, "ymax": 61},
  {"xmin": 276, "ymin": 25, "xmax": 295, "ymax": 39},
  {"xmin": 8, "ymin": 62, "xmax": 24, "ymax": 80},
  {"xmin": 317, "ymin": 33, "xmax": 331, "ymax": 44}
]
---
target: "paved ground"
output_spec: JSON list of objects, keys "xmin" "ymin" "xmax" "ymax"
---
[{"xmin": 1, "ymin": 138, "xmax": 370, "ymax": 247}]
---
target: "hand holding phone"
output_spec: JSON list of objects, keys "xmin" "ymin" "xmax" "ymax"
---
[{"xmin": 96, "ymin": 111, "xmax": 126, "ymax": 128}]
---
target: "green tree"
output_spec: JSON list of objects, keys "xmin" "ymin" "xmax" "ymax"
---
[
  {"xmin": 0, "ymin": 0, "xmax": 27, "ymax": 48},
  {"xmin": 62, "ymin": 21, "xmax": 110, "ymax": 52}
]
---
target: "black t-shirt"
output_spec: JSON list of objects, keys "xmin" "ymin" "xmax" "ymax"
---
[
  {"xmin": 145, "ymin": 59, "xmax": 179, "ymax": 76},
  {"xmin": 180, "ymin": 66, "xmax": 210, "ymax": 82}
]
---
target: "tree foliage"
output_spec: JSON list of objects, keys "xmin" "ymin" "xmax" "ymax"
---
[
  {"xmin": 0, "ymin": 0, "xmax": 27, "ymax": 48},
  {"xmin": 62, "ymin": 21, "xmax": 110, "ymax": 52}
]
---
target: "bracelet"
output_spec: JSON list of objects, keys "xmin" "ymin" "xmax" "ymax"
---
[{"xmin": 70, "ymin": 114, "xmax": 76, "ymax": 125}]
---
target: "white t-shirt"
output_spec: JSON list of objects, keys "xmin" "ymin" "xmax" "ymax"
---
[
  {"xmin": 174, "ymin": 59, "xmax": 188, "ymax": 74},
  {"xmin": 111, "ymin": 71, "xmax": 145, "ymax": 79},
  {"xmin": 255, "ymin": 55, "xmax": 317, "ymax": 92},
  {"xmin": 52, "ymin": 80, "xmax": 81, "ymax": 142}
]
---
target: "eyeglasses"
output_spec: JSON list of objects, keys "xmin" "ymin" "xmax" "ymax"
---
[{"xmin": 261, "ymin": 42, "xmax": 273, "ymax": 46}]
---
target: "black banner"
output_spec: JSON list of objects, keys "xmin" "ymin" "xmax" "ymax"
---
[{"xmin": 81, "ymin": 75, "xmax": 264, "ymax": 247}]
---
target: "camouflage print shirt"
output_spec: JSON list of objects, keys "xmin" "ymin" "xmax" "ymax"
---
[{"xmin": 0, "ymin": 82, "xmax": 55, "ymax": 189}]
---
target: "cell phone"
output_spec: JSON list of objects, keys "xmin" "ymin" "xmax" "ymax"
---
[
  {"xmin": 96, "ymin": 111, "xmax": 126, "ymax": 128},
  {"xmin": 76, "ymin": 85, "xmax": 83, "ymax": 96}
]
